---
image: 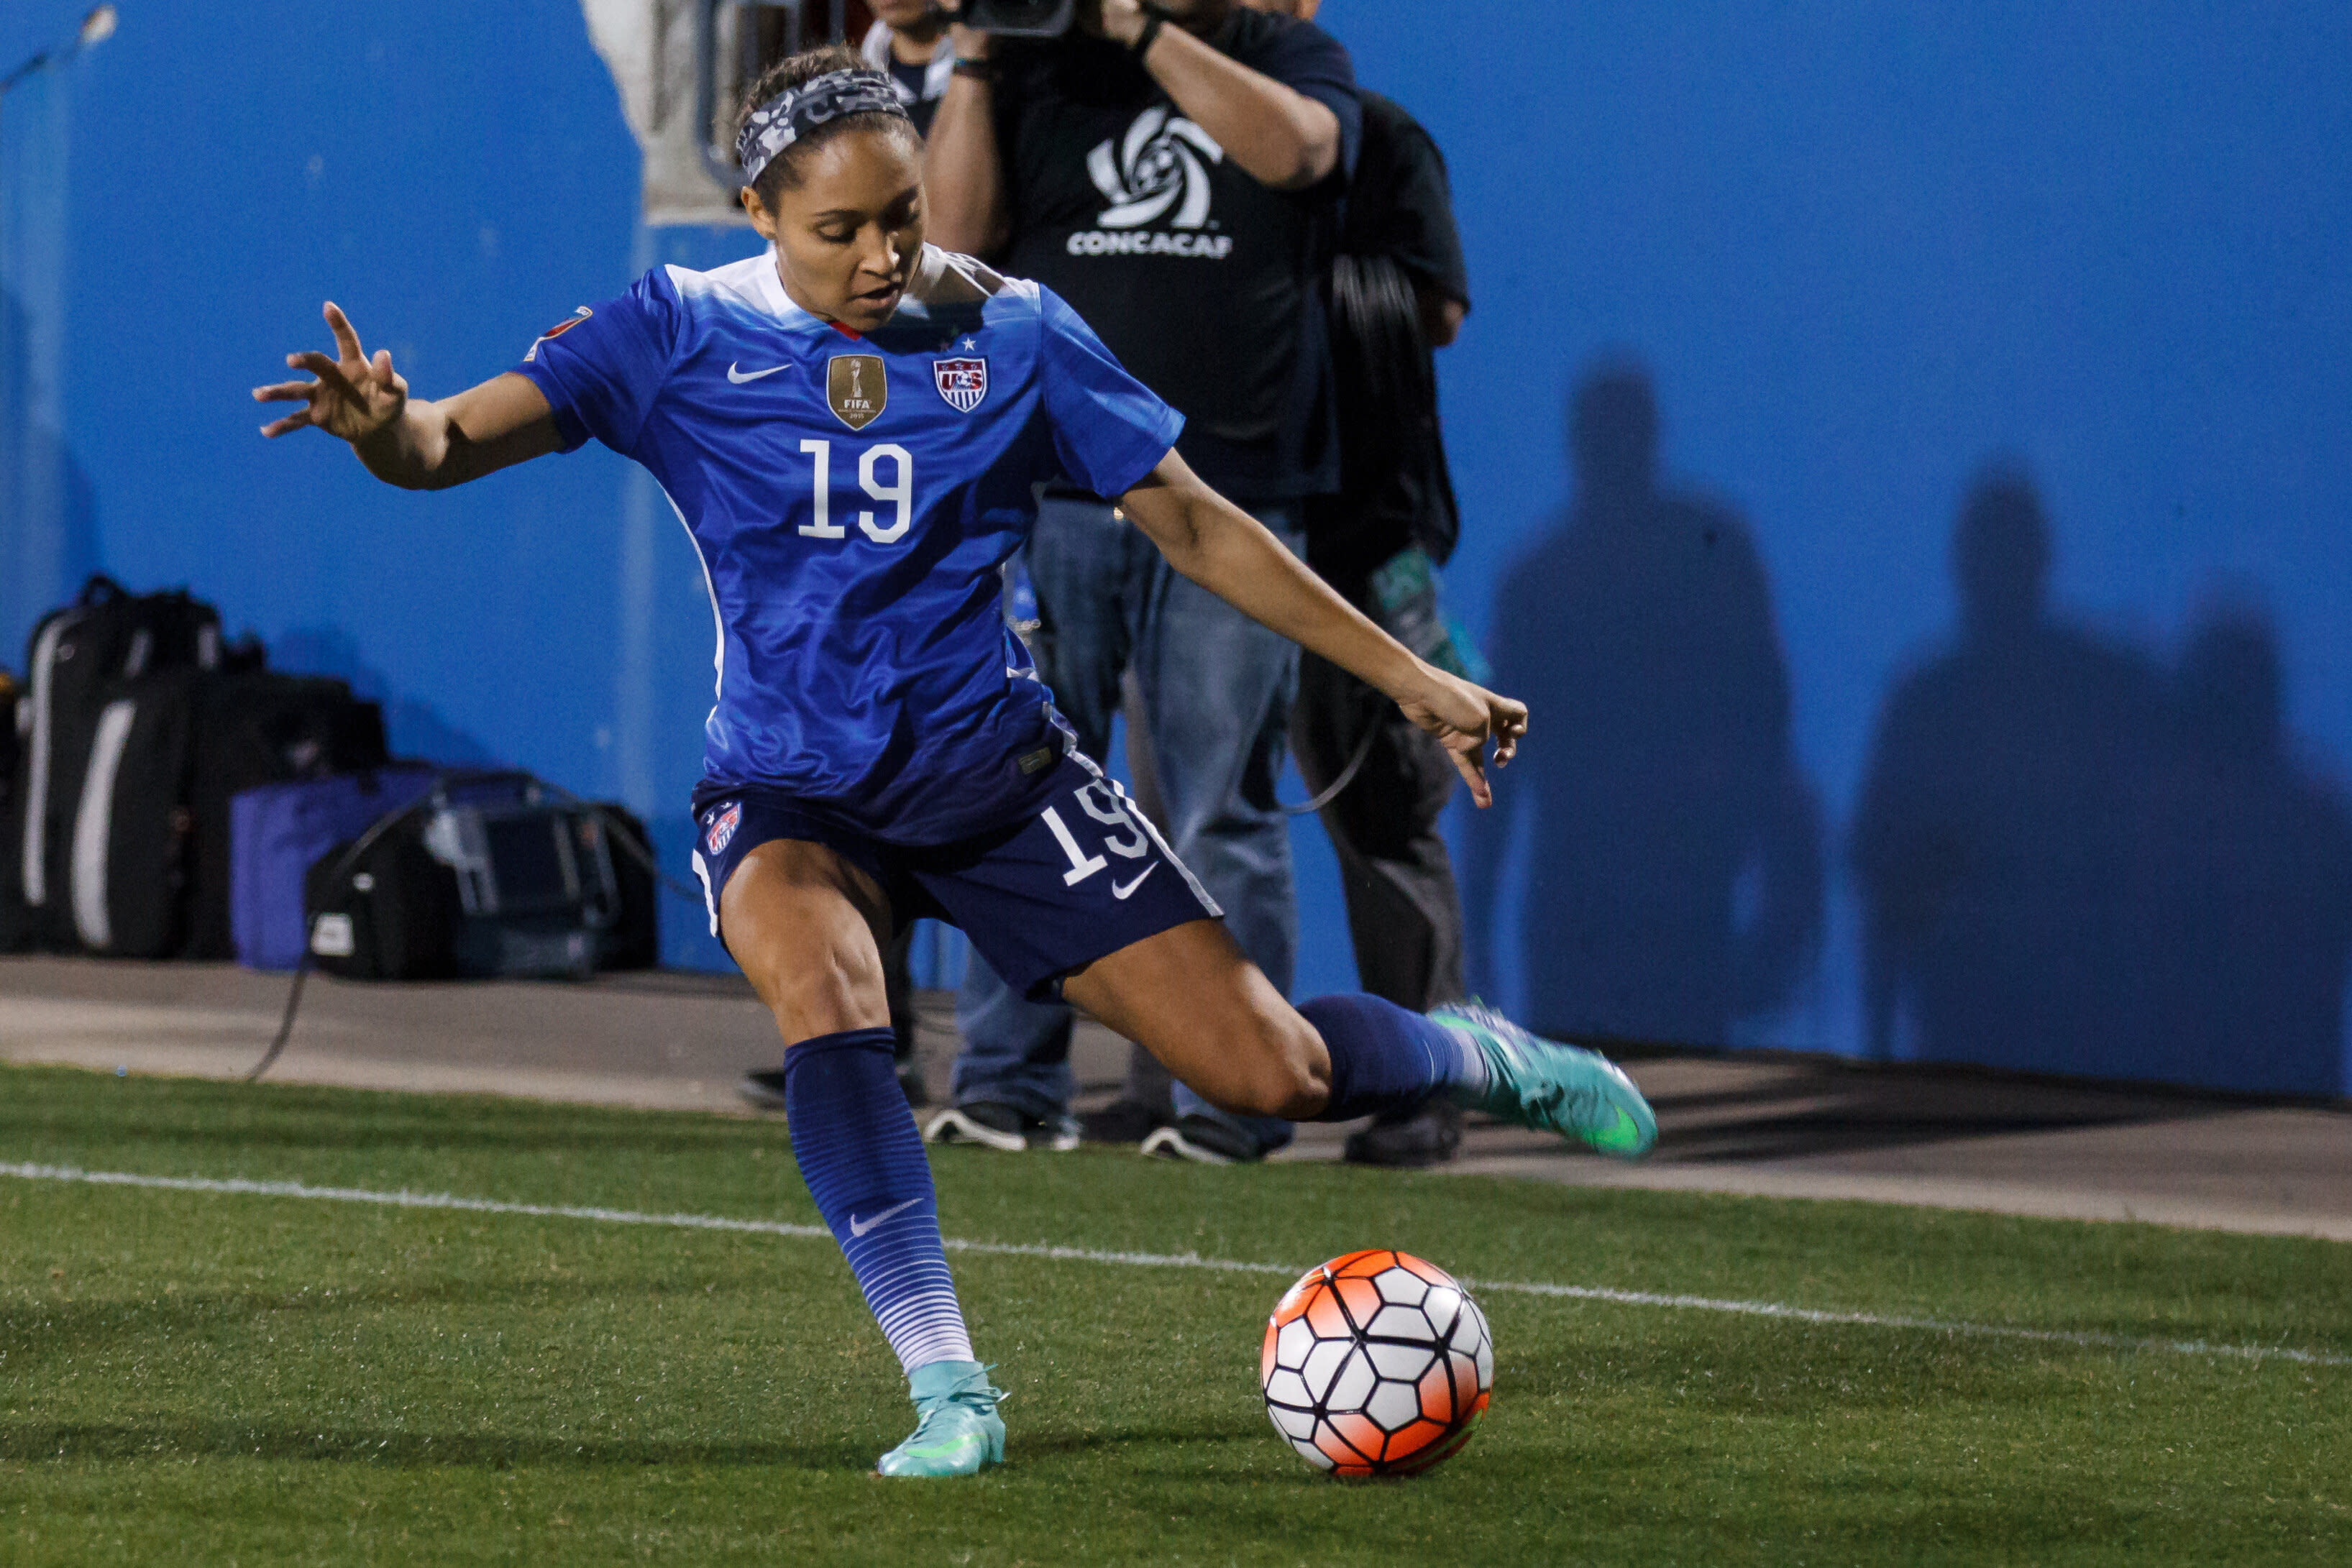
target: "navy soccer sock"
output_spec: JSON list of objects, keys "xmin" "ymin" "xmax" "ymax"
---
[
  {"xmin": 784, "ymin": 1027, "xmax": 974, "ymax": 1375},
  {"xmin": 1296, "ymin": 994, "xmax": 1489, "ymax": 1122}
]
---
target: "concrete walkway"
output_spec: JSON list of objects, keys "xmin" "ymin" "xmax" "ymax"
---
[{"xmin": 4, "ymin": 955, "xmax": 2347, "ymax": 1243}]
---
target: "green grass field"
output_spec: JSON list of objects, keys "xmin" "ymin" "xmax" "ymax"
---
[{"xmin": 3, "ymin": 1063, "xmax": 2348, "ymax": 1566}]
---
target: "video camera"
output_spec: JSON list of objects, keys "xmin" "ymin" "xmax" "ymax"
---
[{"xmin": 958, "ymin": 0, "xmax": 1078, "ymax": 36}]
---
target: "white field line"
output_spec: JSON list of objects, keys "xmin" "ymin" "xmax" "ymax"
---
[{"xmin": 6, "ymin": 1160, "xmax": 2348, "ymax": 1369}]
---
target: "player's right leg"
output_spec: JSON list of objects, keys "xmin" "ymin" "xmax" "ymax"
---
[
  {"xmin": 917, "ymin": 757, "xmax": 1652, "ymax": 1161},
  {"xmin": 711, "ymin": 826, "xmax": 1003, "ymax": 1477},
  {"xmin": 1059, "ymin": 920, "xmax": 1657, "ymax": 1160}
]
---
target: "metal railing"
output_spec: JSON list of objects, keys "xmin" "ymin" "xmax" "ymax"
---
[{"xmin": 694, "ymin": 0, "xmax": 854, "ymax": 191}]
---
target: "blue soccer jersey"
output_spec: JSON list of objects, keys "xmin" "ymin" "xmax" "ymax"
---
[{"xmin": 514, "ymin": 245, "xmax": 1183, "ymax": 844}]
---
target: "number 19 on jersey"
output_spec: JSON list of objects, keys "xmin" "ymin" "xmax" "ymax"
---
[{"xmin": 798, "ymin": 439, "xmax": 913, "ymax": 545}]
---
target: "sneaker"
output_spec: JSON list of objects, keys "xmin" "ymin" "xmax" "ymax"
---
[
  {"xmin": 1342, "ymin": 1098, "xmax": 1464, "ymax": 1168},
  {"xmin": 737, "ymin": 1065, "xmax": 925, "ymax": 1113},
  {"xmin": 1429, "ymin": 1001, "xmax": 1657, "ymax": 1160},
  {"xmin": 877, "ymin": 1360, "xmax": 1006, "ymax": 1478},
  {"xmin": 924, "ymin": 1101, "xmax": 1081, "ymax": 1153},
  {"xmin": 1078, "ymin": 1097, "xmax": 1168, "ymax": 1145},
  {"xmin": 1140, "ymin": 1113, "xmax": 1266, "ymax": 1165}
]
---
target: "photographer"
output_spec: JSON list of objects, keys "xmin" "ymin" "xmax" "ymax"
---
[
  {"xmin": 859, "ymin": 1, "xmax": 955, "ymax": 134},
  {"xmin": 1243, "ymin": 0, "xmax": 1478, "ymax": 1168},
  {"xmin": 920, "ymin": 0, "xmax": 1361, "ymax": 1163}
]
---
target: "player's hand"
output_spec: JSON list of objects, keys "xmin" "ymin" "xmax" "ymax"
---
[
  {"xmin": 252, "ymin": 302, "xmax": 408, "ymax": 444},
  {"xmin": 1396, "ymin": 667, "xmax": 1527, "ymax": 810}
]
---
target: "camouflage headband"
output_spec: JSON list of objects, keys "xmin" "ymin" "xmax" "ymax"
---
[{"xmin": 736, "ymin": 68, "xmax": 910, "ymax": 190}]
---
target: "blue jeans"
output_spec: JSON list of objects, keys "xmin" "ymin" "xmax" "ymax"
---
[{"xmin": 951, "ymin": 492, "xmax": 1301, "ymax": 1150}]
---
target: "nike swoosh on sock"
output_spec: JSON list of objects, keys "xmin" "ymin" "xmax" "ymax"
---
[{"xmin": 850, "ymin": 1196, "xmax": 921, "ymax": 1237}]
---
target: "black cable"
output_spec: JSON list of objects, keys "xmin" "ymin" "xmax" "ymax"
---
[
  {"xmin": 580, "ymin": 802, "xmax": 707, "ymax": 907},
  {"xmin": 244, "ymin": 958, "xmax": 310, "ymax": 1083},
  {"xmin": 244, "ymin": 772, "xmax": 465, "ymax": 1082},
  {"xmin": 244, "ymin": 769, "xmax": 708, "ymax": 1083},
  {"xmin": 1281, "ymin": 722, "xmax": 1378, "ymax": 817},
  {"xmin": 1326, "ymin": 251, "xmax": 1453, "ymax": 562}
]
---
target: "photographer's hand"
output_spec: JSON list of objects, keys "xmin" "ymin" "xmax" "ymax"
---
[
  {"xmin": 926, "ymin": 0, "xmax": 1010, "ymax": 255},
  {"xmin": 1081, "ymin": 1, "xmax": 1340, "ymax": 191},
  {"xmin": 938, "ymin": 0, "xmax": 991, "ymax": 63},
  {"xmin": 1086, "ymin": 0, "xmax": 1153, "ymax": 49}
]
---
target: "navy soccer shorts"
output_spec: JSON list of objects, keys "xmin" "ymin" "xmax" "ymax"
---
[{"xmin": 690, "ymin": 755, "xmax": 1222, "ymax": 999}]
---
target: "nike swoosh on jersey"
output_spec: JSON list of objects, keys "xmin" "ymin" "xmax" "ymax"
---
[
  {"xmin": 1112, "ymin": 866, "xmax": 1158, "ymax": 900},
  {"xmin": 726, "ymin": 362, "xmax": 790, "ymax": 384},
  {"xmin": 848, "ymin": 1197, "xmax": 922, "ymax": 1237}
]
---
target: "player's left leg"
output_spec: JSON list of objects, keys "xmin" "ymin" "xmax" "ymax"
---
[
  {"xmin": 714, "ymin": 831, "xmax": 1004, "ymax": 1477},
  {"xmin": 1058, "ymin": 918, "xmax": 1656, "ymax": 1159}
]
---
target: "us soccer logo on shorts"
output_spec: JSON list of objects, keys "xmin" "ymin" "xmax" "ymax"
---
[
  {"xmin": 828, "ymin": 354, "xmax": 887, "ymax": 430},
  {"xmin": 704, "ymin": 801, "xmax": 741, "ymax": 856},
  {"xmin": 933, "ymin": 357, "xmax": 988, "ymax": 414}
]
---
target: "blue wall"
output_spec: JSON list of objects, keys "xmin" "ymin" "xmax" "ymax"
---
[
  {"xmin": 4, "ymin": 3, "xmax": 2347, "ymax": 1091},
  {"xmin": 1349, "ymin": 2, "xmax": 2352, "ymax": 1094}
]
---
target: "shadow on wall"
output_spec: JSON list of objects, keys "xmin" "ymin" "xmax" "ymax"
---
[
  {"xmin": 0, "ymin": 285, "xmax": 101, "ymax": 657},
  {"xmin": 1465, "ymin": 363, "xmax": 1824, "ymax": 1047},
  {"xmin": 269, "ymin": 626, "xmax": 503, "ymax": 767},
  {"xmin": 1852, "ymin": 469, "xmax": 2352, "ymax": 1096}
]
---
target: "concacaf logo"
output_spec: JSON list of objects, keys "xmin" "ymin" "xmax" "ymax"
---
[{"xmin": 1088, "ymin": 106, "xmax": 1225, "ymax": 229}]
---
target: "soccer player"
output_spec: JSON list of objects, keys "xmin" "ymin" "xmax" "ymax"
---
[{"xmin": 252, "ymin": 47, "xmax": 1657, "ymax": 1479}]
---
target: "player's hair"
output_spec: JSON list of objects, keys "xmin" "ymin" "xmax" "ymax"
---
[{"xmin": 737, "ymin": 45, "xmax": 922, "ymax": 207}]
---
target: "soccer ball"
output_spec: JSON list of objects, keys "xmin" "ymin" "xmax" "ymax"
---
[{"xmin": 1259, "ymin": 1249, "xmax": 1493, "ymax": 1477}]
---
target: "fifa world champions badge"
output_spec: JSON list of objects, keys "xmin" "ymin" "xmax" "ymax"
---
[
  {"xmin": 704, "ymin": 801, "xmax": 741, "ymax": 856},
  {"xmin": 828, "ymin": 354, "xmax": 887, "ymax": 430},
  {"xmin": 933, "ymin": 357, "xmax": 989, "ymax": 414}
]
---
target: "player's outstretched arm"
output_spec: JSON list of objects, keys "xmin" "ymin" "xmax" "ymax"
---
[
  {"xmin": 252, "ymin": 302, "xmax": 562, "ymax": 490},
  {"xmin": 1119, "ymin": 451, "xmax": 1527, "ymax": 807}
]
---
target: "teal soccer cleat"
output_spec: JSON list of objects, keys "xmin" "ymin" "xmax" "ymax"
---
[
  {"xmin": 877, "ymin": 1360, "xmax": 1006, "ymax": 1478},
  {"xmin": 1430, "ymin": 1002, "xmax": 1658, "ymax": 1160}
]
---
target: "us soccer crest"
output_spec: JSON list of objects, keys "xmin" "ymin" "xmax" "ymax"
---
[
  {"xmin": 828, "ymin": 354, "xmax": 887, "ymax": 430},
  {"xmin": 704, "ymin": 801, "xmax": 741, "ymax": 856},
  {"xmin": 933, "ymin": 357, "xmax": 989, "ymax": 414}
]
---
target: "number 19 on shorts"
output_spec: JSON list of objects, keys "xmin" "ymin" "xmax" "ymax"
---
[
  {"xmin": 798, "ymin": 439, "xmax": 913, "ymax": 544},
  {"xmin": 1042, "ymin": 782, "xmax": 1155, "ymax": 894}
]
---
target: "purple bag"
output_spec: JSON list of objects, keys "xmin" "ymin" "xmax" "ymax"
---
[{"xmin": 230, "ymin": 767, "xmax": 438, "ymax": 970}]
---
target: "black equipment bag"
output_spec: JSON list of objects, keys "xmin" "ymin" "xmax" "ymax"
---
[
  {"xmin": 302, "ymin": 774, "xmax": 656, "ymax": 981},
  {"xmin": 598, "ymin": 803, "xmax": 659, "ymax": 973},
  {"xmin": 0, "ymin": 672, "xmax": 27, "ymax": 952},
  {"xmin": 303, "ymin": 822, "xmax": 464, "ymax": 981},
  {"xmin": 16, "ymin": 576, "xmax": 221, "ymax": 948},
  {"xmin": 66, "ymin": 668, "xmax": 201, "ymax": 958},
  {"xmin": 184, "ymin": 672, "xmax": 388, "ymax": 959}
]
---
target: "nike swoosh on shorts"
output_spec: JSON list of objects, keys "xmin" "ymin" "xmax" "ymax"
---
[
  {"xmin": 726, "ymin": 362, "xmax": 789, "ymax": 384},
  {"xmin": 1112, "ymin": 866, "xmax": 1157, "ymax": 900},
  {"xmin": 848, "ymin": 1197, "xmax": 921, "ymax": 1237}
]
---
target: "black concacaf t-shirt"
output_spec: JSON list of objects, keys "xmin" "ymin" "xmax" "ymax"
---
[{"xmin": 993, "ymin": 14, "xmax": 1361, "ymax": 503}]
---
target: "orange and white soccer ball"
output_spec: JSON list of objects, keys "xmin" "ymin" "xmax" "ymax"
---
[{"xmin": 1260, "ymin": 1249, "xmax": 1493, "ymax": 1476}]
